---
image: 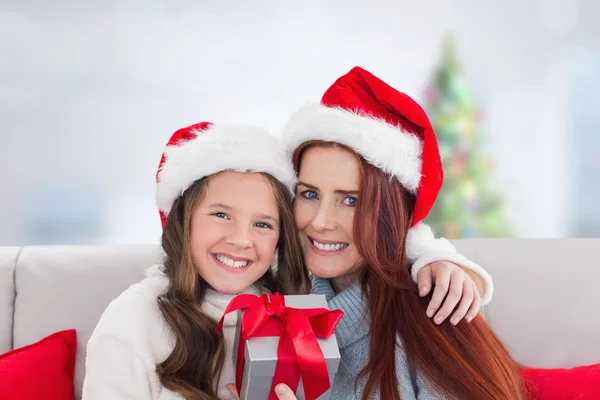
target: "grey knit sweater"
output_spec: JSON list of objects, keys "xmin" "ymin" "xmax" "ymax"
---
[{"xmin": 313, "ymin": 276, "xmax": 448, "ymax": 400}]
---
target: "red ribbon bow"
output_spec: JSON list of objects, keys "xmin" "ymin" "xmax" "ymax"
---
[{"xmin": 216, "ymin": 293, "xmax": 344, "ymax": 400}]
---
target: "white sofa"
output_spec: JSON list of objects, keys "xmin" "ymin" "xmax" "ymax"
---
[{"xmin": 1, "ymin": 239, "xmax": 599, "ymax": 399}]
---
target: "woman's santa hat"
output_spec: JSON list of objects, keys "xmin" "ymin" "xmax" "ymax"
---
[
  {"xmin": 155, "ymin": 121, "xmax": 296, "ymax": 228},
  {"xmin": 283, "ymin": 66, "xmax": 441, "ymax": 226},
  {"xmin": 281, "ymin": 66, "xmax": 493, "ymax": 304}
]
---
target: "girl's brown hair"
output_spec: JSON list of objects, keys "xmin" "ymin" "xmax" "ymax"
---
[
  {"xmin": 156, "ymin": 172, "xmax": 311, "ymax": 399},
  {"xmin": 293, "ymin": 141, "xmax": 529, "ymax": 400}
]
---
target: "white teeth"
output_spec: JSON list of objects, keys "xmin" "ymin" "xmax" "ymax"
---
[
  {"xmin": 312, "ymin": 240, "xmax": 348, "ymax": 252},
  {"xmin": 215, "ymin": 254, "xmax": 249, "ymax": 268}
]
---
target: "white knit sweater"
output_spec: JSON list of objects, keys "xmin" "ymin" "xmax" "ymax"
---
[{"xmin": 82, "ymin": 266, "xmax": 260, "ymax": 400}]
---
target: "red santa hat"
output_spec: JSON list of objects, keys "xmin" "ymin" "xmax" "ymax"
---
[
  {"xmin": 155, "ymin": 121, "xmax": 297, "ymax": 228},
  {"xmin": 282, "ymin": 66, "xmax": 442, "ymax": 227}
]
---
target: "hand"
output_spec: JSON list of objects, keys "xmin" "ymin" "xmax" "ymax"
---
[
  {"xmin": 417, "ymin": 261, "xmax": 481, "ymax": 326},
  {"xmin": 227, "ymin": 383, "xmax": 297, "ymax": 400},
  {"xmin": 274, "ymin": 384, "xmax": 297, "ymax": 400},
  {"xmin": 227, "ymin": 384, "xmax": 240, "ymax": 400}
]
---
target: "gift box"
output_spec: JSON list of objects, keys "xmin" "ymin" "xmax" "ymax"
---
[{"xmin": 217, "ymin": 293, "xmax": 343, "ymax": 400}]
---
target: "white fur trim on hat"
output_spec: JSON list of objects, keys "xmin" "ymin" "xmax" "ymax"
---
[
  {"xmin": 282, "ymin": 103, "xmax": 423, "ymax": 193},
  {"xmin": 156, "ymin": 124, "xmax": 297, "ymax": 216},
  {"xmin": 407, "ymin": 223, "xmax": 493, "ymax": 305}
]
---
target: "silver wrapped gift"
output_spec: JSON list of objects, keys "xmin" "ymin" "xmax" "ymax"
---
[{"xmin": 231, "ymin": 294, "xmax": 342, "ymax": 400}]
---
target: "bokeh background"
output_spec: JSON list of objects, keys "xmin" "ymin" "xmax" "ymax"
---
[{"xmin": 1, "ymin": 0, "xmax": 598, "ymax": 246}]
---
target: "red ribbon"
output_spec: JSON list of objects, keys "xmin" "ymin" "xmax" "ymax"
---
[{"xmin": 216, "ymin": 293, "xmax": 343, "ymax": 400}]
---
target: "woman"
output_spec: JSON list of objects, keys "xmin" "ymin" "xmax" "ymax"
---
[{"xmin": 273, "ymin": 67, "xmax": 527, "ymax": 399}]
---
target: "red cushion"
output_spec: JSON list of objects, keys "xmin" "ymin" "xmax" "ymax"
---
[
  {"xmin": 522, "ymin": 364, "xmax": 600, "ymax": 400},
  {"xmin": 0, "ymin": 329, "xmax": 77, "ymax": 400}
]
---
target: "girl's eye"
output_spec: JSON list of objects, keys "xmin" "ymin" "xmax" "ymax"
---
[
  {"xmin": 343, "ymin": 197, "xmax": 357, "ymax": 207},
  {"xmin": 212, "ymin": 212, "xmax": 229, "ymax": 219},
  {"xmin": 300, "ymin": 190, "xmax": 318, "ymax": 200},
  {"xmin": 254, "ymin": 222, "xmax": 273, "ymax": 229}
]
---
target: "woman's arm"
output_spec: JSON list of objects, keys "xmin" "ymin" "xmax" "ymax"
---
[{"xmin": 406, "ymin": 222, "xmax": 493, "ymax": 304}]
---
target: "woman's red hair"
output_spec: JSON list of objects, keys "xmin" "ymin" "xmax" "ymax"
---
[{"xmin": 293, "ymin": 140, "xmax": 530, "ymax": 400}]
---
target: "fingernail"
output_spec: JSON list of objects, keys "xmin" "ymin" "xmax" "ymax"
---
[
  {"xmin": 275, "ymin": 384, "xmax": 288, "ymax": 396},
  {"xmin": 434, "ymin": 315, "xmax": 444, "ymax": 324},
  {"xmin": 419, "ymin": 285, "xmax": 428, "ymax": 295},
  {"xmin": 451, "ymin": 317, "xmax": 459, "ymax": 326},
  {"xmin": 427, "ymin": 308, "xmax": 435, "ymax": 318},
  {"xmin": 467, "ymin": 316, "xmax": 474, "ymax": 323}
]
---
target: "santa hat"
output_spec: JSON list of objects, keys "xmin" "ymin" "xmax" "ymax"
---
[
  {"xmin": 155, "ymin": 121, "xmax": 296, "ymax": 228},
  {"xmin": 283, "ymin": 66, "xmax": 442, "ymax": 226}
]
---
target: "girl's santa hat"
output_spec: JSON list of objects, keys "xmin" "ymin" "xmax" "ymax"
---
[
  {"xmin": 155, "ymin": 121, "xmax": 296, "ymax": 228},
  {"xmin": 281, "ymin": 66, "xmax": 493, "ymax": 303}
]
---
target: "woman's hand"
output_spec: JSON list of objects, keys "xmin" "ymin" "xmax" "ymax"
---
[
  {"xmin": 417, "ymin": 261, "xmax": 482, "ymax": 326},
  {"xmin": 226, "ymin": 383, "xmax": 297, "ymax": 400}
]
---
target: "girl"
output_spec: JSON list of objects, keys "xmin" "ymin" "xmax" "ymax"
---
[
  {"xmin": 274, "ymin": 67, "xmax": 527, "ymax": 399},
  {"xmin": 82, "ymin": 121, "xmax": 312, "ymax": 400}
]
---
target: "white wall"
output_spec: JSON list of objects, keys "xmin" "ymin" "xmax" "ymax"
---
[{"xmin": 1, "ymin": 0, "xmax": 598, "ymax": 245}]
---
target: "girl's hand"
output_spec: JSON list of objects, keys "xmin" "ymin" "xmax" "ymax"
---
[
  {"xmin": 227, "ymin": 383, "xmax": 298, "ymax": 400},
  {"xmin": 274, "ymin": 384, "xmax": 297, "ymax": 400},
  {"xmin": 417, "ymin": 261, "xmax": 482, "ymax": 325},
  {"xmin": 227, "ymin": 384, "xmax": 240, "ymax": 400}
]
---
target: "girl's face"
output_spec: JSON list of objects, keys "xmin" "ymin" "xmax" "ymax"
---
[
  {"xmin": 190, "ymin": 171, "xmax": 280, "ymax": 294},
  {"xmin": 293, "ymin": 146, "xmax": 364, "ymax": 283}
]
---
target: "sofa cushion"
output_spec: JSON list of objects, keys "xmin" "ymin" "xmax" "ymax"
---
[
  {"xmin": 13, "ymin": 245, "xmax": 163, "ymax": 400},
  {"xmin": 0, "ymin": 329, "xmax": 77, "ymax": 400},
  {"xmin": 0, "ymin": 247, "xmax": 20, "ymax": 354},
  {"xmin": 521, "ymin": 363, "xmax": 600, "ymax": 399}
]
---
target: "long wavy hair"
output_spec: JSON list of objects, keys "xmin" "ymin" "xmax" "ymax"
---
[
  {"xmin": 293, "ymin": 141, "xmax": 529, "ymax": 400},
  {"xmin": 156, "ymin": 172, "xmax": 311, "ymax": 400}
]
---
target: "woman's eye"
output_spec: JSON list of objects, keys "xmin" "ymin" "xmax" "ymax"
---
[
  {"xmin": 212, "ymin": 212, "xmax": 229, "ymax": 219},
  {"xmin": 343, "ymin": 197, "xmax": 357, "ymax": 207},
  {"xmin": 300, "ymin": 190, "xmax": 318, "ymax": 200},
  {"xmin": 254, "ymin": 222, "xmax": 273, "ymax": 229}
]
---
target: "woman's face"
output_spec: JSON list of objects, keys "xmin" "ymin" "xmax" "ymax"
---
[{"xmin": 293, "ymin": 146, "xmax": 364, "ymax": 281}]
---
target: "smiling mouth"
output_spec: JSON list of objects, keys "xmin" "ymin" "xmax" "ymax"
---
[
  {"xmin": 307, "ymin": 235, "xmax": 349, "ymax": 252},
  {"xmin": 212, "ymin": 253, "xmax": 253, "ymax": 269}
]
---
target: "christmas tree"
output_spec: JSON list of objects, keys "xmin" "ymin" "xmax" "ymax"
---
[{"xmin": 423, "ymin": 36, "xmax": 513, "ymax": 238}]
